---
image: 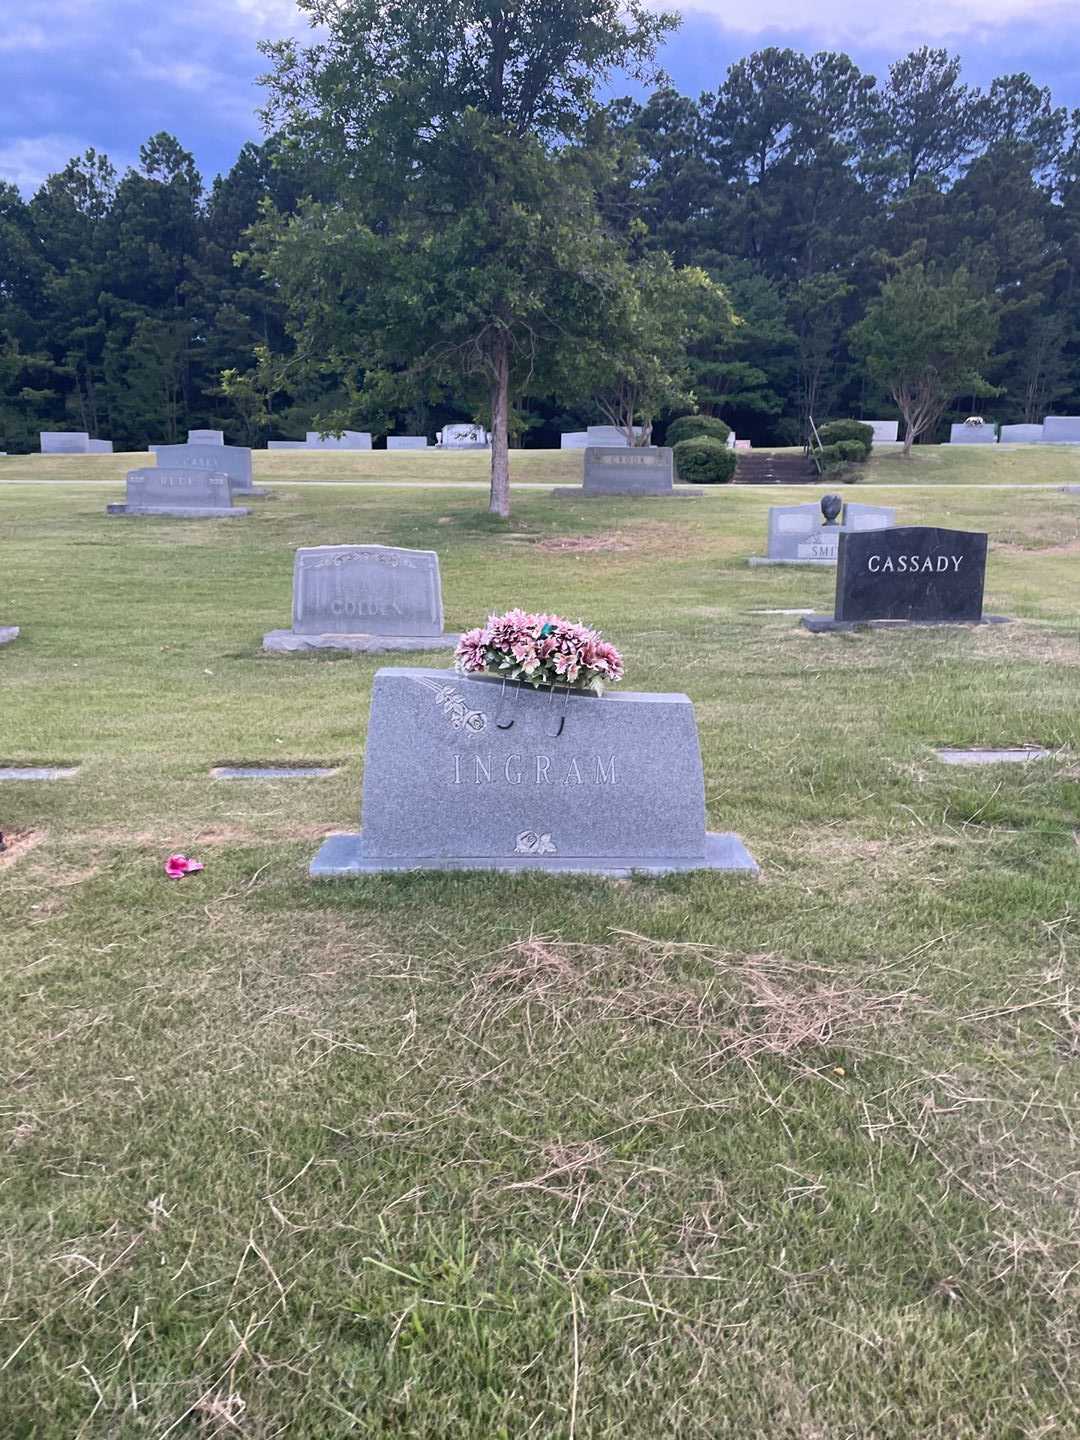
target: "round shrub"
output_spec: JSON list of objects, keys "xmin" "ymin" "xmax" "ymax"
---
[
  {"xmin": 836, "ymin": 439, "xmax": 870, "ymax": 462},
  {"xmin": 666, "ymin": 414, "xmax": 732, "ymax": 449},
  {"xmin": 674, "ymin": 436, "xmax": 737, "ymax": 484},
  {"xmin": 816, "ymin": 419, "xmax": 874, "ymax": 455}
]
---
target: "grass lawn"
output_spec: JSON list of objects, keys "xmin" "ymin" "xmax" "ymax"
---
[
  {"xmin": 2, "ymin": 439, "xmax": 1079, "ymax": 489},
  {"xmin": 1, "ymin": 472, "xmax": 1079, "ymax": 1437}
]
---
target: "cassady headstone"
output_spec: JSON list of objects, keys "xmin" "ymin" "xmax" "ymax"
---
[
  {"xmin": 555, "ymin": 446, "xmax": 697, "ymax": 499},
  {"xmin": 306, "ymin": 431, "xmax": 373, "ymax": 450},
  {"xmin": 188, "ymin": 429, "xmax": 224, "ymax": 445},
  {"xmin": 387, "ymin": 436, "xmax": 429, "ymax": 450},
  {"xmin": 1041, "ymin": 416, "xmax": 1080, "ymax": 444},
  {"xmin": 310, "ymin": 666, "xmax": 759, "ymax": 877},
  {"xmin": 41, "ymin": 432, "xmax": 89, "ymax": 454},
  {"xmin": 263, "ymin": 544, "xmax": 459, "ymax": 653},
  {"xmin": 999, "ymin": 424, "xmax": 1043, "ymax": 444},
  {"xmin": 749, "ymin": 496, "xmax": 895, "ymax": 566},
  {"xmin": 152, "ymin": 442, "xmax": 267, "ymax": 497},
  {"xmin": 107, "ymin": 467, "xmax": 249, "ymax": 518},
  {"xmin": 802, "ymin": 526, "xmax": 1009, "ymax": 631},
  {"xmin": 949, "ymin": 423, "xmax": 997, "ymax": 445}
]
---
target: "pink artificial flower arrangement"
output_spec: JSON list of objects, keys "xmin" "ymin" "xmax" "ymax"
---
[
  {"xmin": 164, "ymin": 853, "xmax": 204, "ymax": 879},
  {"xmin": 455, "ymin": 609, "xmax": 625, "ymax": 695}
]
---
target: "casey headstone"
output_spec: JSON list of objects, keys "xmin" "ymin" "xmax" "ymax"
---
[
  {"xmin": 152, "ymin": 442, "xmax": 266, "ymax": 497},
  {"xmin": 263, "ymin": 544, "xmax": 459, "ymax": 653},
  {"xmin": 310, "ymin": 666, "xmax": 758, "ymax": 877},
  {"xmin": 802, "ymin": 526, "xmax": 1008, "ymax": 631},
  {"xmin": 107, "ymin": 467, "xmax": 248, "ymax": 518}
]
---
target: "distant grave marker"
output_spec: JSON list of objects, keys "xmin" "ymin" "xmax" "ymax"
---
[
  {"xmin": 554, "ymin": 446, "xmax": 696, "ymax": 499},
  {"xmin": 107, "ymin": 467, "xmax": 249, "ymax": 518}
]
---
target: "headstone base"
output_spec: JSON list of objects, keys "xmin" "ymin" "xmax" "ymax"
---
[
  {"xmin": 748, "ymin": 556, "xmax": 835, "ymax": 567},
  {"xmin": 107, "ymin": 504, "xmax": 250, "ymax": 518},
  {"xmin": 801, "ymin": 614, "xmax": 1010, "ymax": 633},
  {"xmin": 237, "ymin": 487, "xmax": 270, "ymax": 499},
  {"xmin": 310, "ymin": 829, "xmax": 758, "ymax": 878},
  {"xmin": 551, "ymin": 487, "xmax": 702, "ymax": 500},
  {"xmin": 0, "ymin": 626, "xmax": 20, "ymax": 647},
  {"xmin": 262, "ymin": 629, "xmax": 460, "ymax": 653}
]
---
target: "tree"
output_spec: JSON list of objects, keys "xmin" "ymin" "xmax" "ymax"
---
[
  {"xmin": 849, "ymin": 262, "xmax": 998, "ymax": 454},
  {"xmin": 871, "ymin": 48, "xmax": 980, "ymax": 191},
  {"xmin": 259, "ymin": 0, "xmax": 677, "ymax": 516}
]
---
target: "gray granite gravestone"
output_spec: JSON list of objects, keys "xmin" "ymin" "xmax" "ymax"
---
[
  {"xmin": 1041, "ymin": 416, "xmax": 1080, "ymax": 443},
  {"xmin": 187, "ymin": 429, "xmax": 224, "ymax": 445},
  {"xmin": 266, "ymin": 441, "xmax": 309, "ymax": 449},
  {"xmin": 999, "ymin": 424, "xmax": 1044, "ymax": 444},
  {"xmin": 802, "ymin": 526, "xmax": 1008, "ymax": 631},
  {"xmin": 439, "ymin": 423, "xmax": 489, "ymax": 448},
  {"xmin": 749, "ymin": 497, "xmax": 895, "ymax": 565},
  {"xmin": 309, "ymin": 666, "xmax": 758, "ymax": 877},
  {"xmin": 152, "ymin": 442, "xmax": 266, "ymax": 497},
  {"xmin": 263, "ymin": 544, "xmax": 459, "ymax": 653},
  {"xmin": 87, "ymin": 439, "xmax": 113, "ymax": 453},
  {"xmin": 555, "ymin": 446, "xmax": 696, "ymax": 499},
  {"xmin": 586, "ymin": 424, "xmax": 644, "ymax": 446},
  {"xmin": 306, "ymin": 430, "xmax": 372, "ymax": 449},
  {"xmin": 108, "ymin": 467, "xmax": 249, "ymax": 518},
  {"xmin": 867, "ymin": 420, "xmax": 899, "ymax": 443},
  {"xmin": 560, "ymin": 431, "xmax": 590, "ymax": 449},
  {"xmin": 0, "ymin": 626, "xmax": 19, "ymax": 647},
  {"xmin": 41, "ymin": 432, "xmax": 90, "ymax": 453},
  {"xmin": 949, "ymin": 423, "xmax": 997, "ymax": 444},
  {"xmin": 387, "ymin": 436, "xmax": 429, "ymax": 449}
]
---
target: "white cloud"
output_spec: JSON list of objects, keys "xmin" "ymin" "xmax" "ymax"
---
[
  {"xmin": 673, "ymin": 0, "xmax": 1072, "ymax": 46},
  {"xmin": 0, "ymin": 136, "xmax": 90, "ymax": 192},
  {"xmin": 0, "ymin": 23, "xmax": 49, "ymax": 52}
]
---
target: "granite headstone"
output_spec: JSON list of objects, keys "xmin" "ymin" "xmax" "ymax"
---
[
  {"xmin": 188, "ymin": 429, "xmax": 224, "ymax": 445},
  {"xmin": 152, "ymin": 442, "xmax": 265, "ymax": 497},
  {"xmin": 949, "ymin": 423, "xmax": 997, "ymax": 445},
  {"xmin": 554, "ymin": 445, "xmax": 693, "ymax": 499},
  {"xmin": 108, "ymin": 467, "xmax": 249, "ymax": 518},
  {"xmin": 802, "ymin": 525, "xmax": 1007, "ymax": 631},
  {"xmin": 41, "ymin": 432, "xmax": 89, "ymax": 454},
  {"xmin": 387, "ymin": 436, "xmax": 429, "ymax": 449},
  {"xmin": 309, "ymin": 666, "xmax": 758, "ymax": 877},
  {"xmin": 867, "ymin": 420, "xmax": 899, "ymax": 444},
  {"xmin": 440, "ymin": 424, "xmax": 489, "ymax": 448},
  {"xmin": 999, "ymin": 424, "xmax": 1044, "ymax": 444},
  {"xmin": 0, "ymin": 626, "xmax": 19, "ymax": 647},
  {"xmin": 1041, "ymin": 416, "xmax": 1080, "ymax": 444},
  {"xmin": 263, "ymin": 544, "xmax": 459, "ymax": 653},
  {"xmin": 560, "ymin": 431, "xmax": 590, "ymax": 449},
  {"xmin": 88, "ymin": 439, "xmax": 114, "ymax": 453},
  {"xmin": 750, "ymin": 496, "xmax": 895, "ymax": 565},
  {"xmin": 306, "ymin": 431, "xmax": 373, "ymax": 450}
]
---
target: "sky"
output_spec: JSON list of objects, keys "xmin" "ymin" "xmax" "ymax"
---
[{"xmin": 2, "ymin": 0, "xmax": 1079, "ymax": 196}]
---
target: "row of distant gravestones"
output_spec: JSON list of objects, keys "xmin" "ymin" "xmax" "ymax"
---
[{"xmin": 36, "ymin": 425, "xmax": 489, "ymax": 454}]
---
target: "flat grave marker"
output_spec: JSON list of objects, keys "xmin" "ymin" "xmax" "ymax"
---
[
  {"xmin": 211, "ymin": 765, "xmax": 340, "ymax": 780},
  {"xmin": 935, "ymin": 747, "xmax": 1052, "ymax": 766},
  {"xmin": 0, "ymin": 765, "xmax": 79, "ymax": 781},
  {"xmin": 310, "ymin": 666, "xmax": 758, "ymax": 877},
  {"xmin": 263, "ymin": 543, "xmax": 459, "ymax": 653},
  {"xmin": 0, "ymin": 626, "xmax": 20, "ymax": 647}
]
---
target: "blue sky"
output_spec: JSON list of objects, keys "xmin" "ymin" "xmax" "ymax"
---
[{"xmin": 2, "ymin": 0, "xmax": 1078, "ymax": 195}]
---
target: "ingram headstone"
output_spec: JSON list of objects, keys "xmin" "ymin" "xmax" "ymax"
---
[
  {"xmin": 802, "ymin": 526, "xmax": 1008, "ymax": 631},
  {"xmin": 188, "ymin": 429, "xmax": 224, "ymax": 445},
  {"xmin": 1041, "ymin": 416, "xmax": 1080, "ymax": 444},
  {"xmin": 999, "ymin": 424, "xmax": 1043, "ymax": 444},
  {"xmin": 309, "ymin": 666, "xmax": 758, "ymax": 877},
  {"xmin": 387, "ymin": 436, "xmax": 429, "ymax": 449},
  {"xmin": 555, "ymin": 446, "xmax": 695, "ymax": 499},
  {"xmin": 263, "ymin": 544, "xmax": 459, "ymax": 653},
  {"xmin": 152, "ymin": 443, "xmax": 265, "ymax": 496},
  {"xmin": 750, "ymin": 497, "xmax": 895, "ymax": 565},
  {"xmin": 107, "ymin": 467, "xmax": 248, "ymax": 518},
  {"xmin": 41, "ymin": 432, "xmax": 89, "ymax": 454},
  {"xmin": 949, "ymin": 423, "xmax": 997, "ymax": 445}
]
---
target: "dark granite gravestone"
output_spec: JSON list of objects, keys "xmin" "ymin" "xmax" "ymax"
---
[
  {"xmin": 802, "ymin": 526, "xmax": 1008, "ymax": 631},
  {"xmin": 749, "ymin": 496, "xmax": 895, "ymax": 566},
  {"xmin": 152, "ymin": 442, "xmax": 266, "ymax": 497},
  {"xmin": 107, "ymin": 467, "xmax": 249, "ymax": 518},
  {"xmin": 310, "ymin": 666, "xmax": 758, "ymax": 877},
  {"xmin": 263, "ymin": 544, "xmax": 459, "ymax": 652},
  {"xmin": 554, "ymin": 445, "xmax": 698, "ymax": 499}
]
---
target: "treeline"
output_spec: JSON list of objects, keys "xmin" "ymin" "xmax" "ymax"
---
[{"xmin": 2, "ymin": 45, "xmax": 1079, "ymax": 451}]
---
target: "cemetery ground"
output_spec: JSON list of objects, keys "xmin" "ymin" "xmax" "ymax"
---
[{"xmin": 1, "ymin": 467, "xmax": 1078, "ymax": 1437}]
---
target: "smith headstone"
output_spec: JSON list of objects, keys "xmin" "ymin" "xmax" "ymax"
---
[
  {"xmin": 949, "ymin": 423, "xmax": 997, "ymax": 445},
  {"xmin": 263, "ymin": 544, "xmax": 459, "ymax": 653},
  {"xmin": 310, "ymin": 666, "xmax": 758, "ymax": 877},
  {"xmin": 152, "ymin": 443, "xmax": 265, "ymax": 496},
  {"xmin": 108, "ymin": 467, "xmax": 248, "ymax": 518},
  {"xmin": 751, "ymin": 497, "xmax": 895, "ymax": 565},
  {"xmin": 802, "ymin": 526, "xmax": 1007, "ymax": 631}
]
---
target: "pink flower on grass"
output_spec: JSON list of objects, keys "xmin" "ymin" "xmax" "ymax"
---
[{"xmin": 165, "ymin": 853, "xmax": 204, "ymax": 879}]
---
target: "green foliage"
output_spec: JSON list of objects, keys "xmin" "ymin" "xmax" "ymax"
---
[
  {"xmin": 817, "ymin": 419, "xmax": 874, "ymax": 454},
  {"xmin": 665, "ymin": 413, "xmax": 731, "ymax": 447},
  {"xmin": 836, "ymin": 438, "xmax": 870, "ymax": 461},
  {"xmin": 673, "ymin": 434, "xmax": 737, "ymax": 483}
]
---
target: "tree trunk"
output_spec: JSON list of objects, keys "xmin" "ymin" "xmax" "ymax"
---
[{"xmin": 488, "ymin": 328, "xmax": 511, "ymax": 518}]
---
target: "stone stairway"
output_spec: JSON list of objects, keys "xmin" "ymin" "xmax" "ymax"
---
[{"xmin": 734, "ymin": 451, "xmax": 818, "ymax": 485}]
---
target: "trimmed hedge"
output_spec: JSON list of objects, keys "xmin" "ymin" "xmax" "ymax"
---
[
  {"xmin": 674, "ymin": 436, "xmax": 737, "ymax": 484},
  {"xmin": 836, "ymin": 439, "xmax": 870, "ymax": 462},
  {"xmin": 816, "ymin": 419, "xmax": 874, "ymax": 456},
  {"xmin": 666, "ymin": 414, "xmax": 732, "ymax": 449}
]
